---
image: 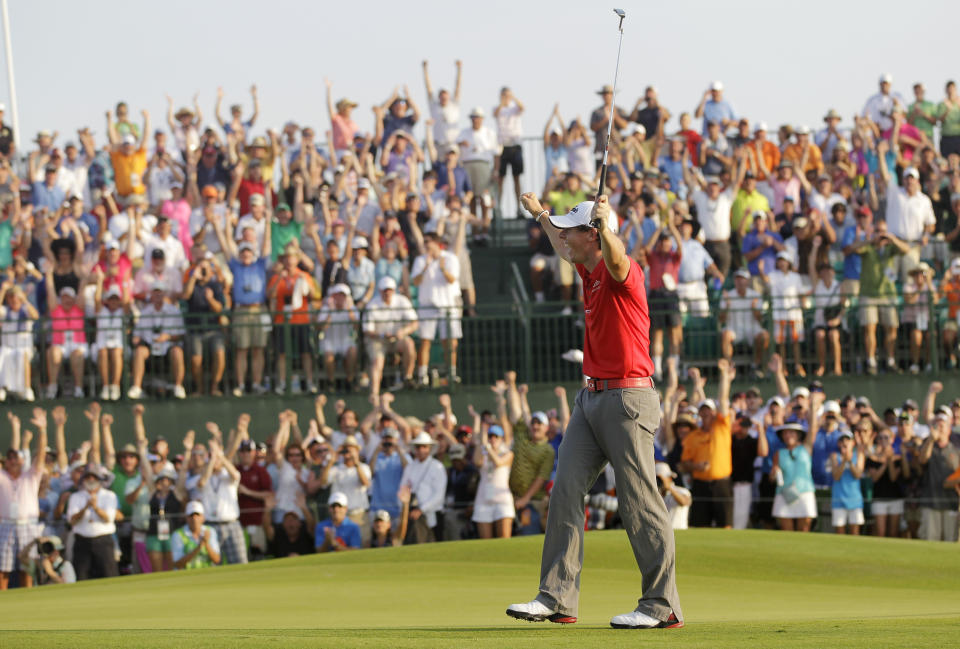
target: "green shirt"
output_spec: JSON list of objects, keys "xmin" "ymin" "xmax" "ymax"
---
[
  {"xmin": 858, "ymin": 244, "xmax": 900, "ymax": 298},
  {"xmin": 112, "ymin": 466, "xmax": 139, "ymax": 519},
  {"xmin": 938, "ymin": 102, "xmax": 960, "ymax": 137},
  {"xmin": 908, "ymin": 100, "xmax": 938, "ymax": 138},
  {"xmin": 731, "ymin": 189, "xmax": 770, "ymax": 234},
  {"xmin": 508, "ymin": 418, "xmax": 555, "ymax": 500},
  {"xmin": 0, "ymin": 220, "xmax": 12, "ymax": 269},
  {"xmin": 271, "ymin": 220, "xmax": 303, "ymax": 261},
  {"xmin": 547, "ymin": 189, "xmax": 587, "ymax": 216}
]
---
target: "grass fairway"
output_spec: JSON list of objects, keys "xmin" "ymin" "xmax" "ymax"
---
[{"xmin": 2, "ymin": 529, "xmax": 959, "ymax": 648}]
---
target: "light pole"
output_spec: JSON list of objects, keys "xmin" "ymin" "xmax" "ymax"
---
[{"xmin": 1, "ymin": 0, "xmax": 19, "ymax": 148}]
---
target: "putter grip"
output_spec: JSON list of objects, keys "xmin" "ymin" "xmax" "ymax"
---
[{"xmin": 592, "ymin": 164, "xmax": 607, "ymax": 227}]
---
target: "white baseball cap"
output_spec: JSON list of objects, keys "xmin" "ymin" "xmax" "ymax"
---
[
  {"xmin": 185, "ymin": 501, "xmax": 204, "ymax": 516},
  {"xmin": 410, "ymin": 432, "xmax": 436, "ymax": 446},
  {"xmin": 795, "ymin": 125, "xmax": 811, "ymax": 135},
  {"xmin": 654, "ymin": 462, "xmax": 677, "ymax": 480},
  {"xmin": 793, "ymin": 386, "xmax": 811, "ymax": 399},
  {"xmin": 698, "ymin": 399, "xmax": 717, "ymax": 412},
  {"xmin": 531, "ymin": 411, "xmax": 549, "ymax": 425},
  {"xmin": 352, "ymin": 235, "xmax": 369, "ymax": 249},
  {"xmin": 329, "ymin": 283, "xmax": 350, "ymax": 296},
  {"xmin": 377, "ymin": 276, "xmax": 397, "ymax": 292},
  {"xmin": 754, "ymin": 121, "xmax": 768, "ymax": 132},
  {"xmin": 122, "ymin": 134, "xmax": 136, "ymax": 145},
  {"xmin": 879, "ymin": 73, "xmax": 893, "ymax": 84},
  {"xmin": 548, "ymin": 201, "xmax": 618, "ymax": 234},
  {"xmin": 710, "ymin": 80, "xmax": 724, "ymax": 91},
  {"xmin": 903, "ymin": 166, "xmax": 920, "ymax": 179},
  {"xmin": 469, "ymin": 106, "xmax": 485, "ymax": 118},
  {"xmin": 328, "ymin": 491, "xmax": 348, "ymax": 507},
  {"xmin": 823, "ymin": 400, "xmax": 841, "ymax": 415},
  {"xmin": 104, "ymin": 285, "xmax": 122, "ymax": 300}
]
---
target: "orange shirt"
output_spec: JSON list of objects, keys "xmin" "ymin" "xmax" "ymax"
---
[
  {"xmin": 110, "ymin": 146, "xmax": 148, "ymax": 196},
  {"xmin": 681, "ymin": 413, "xmax": 733, "ymax": 481},
  {"xmin": 782, "ymin": 142, "xmax": 824, "ymax": 175},
  {"xmin": 748, "ymin": 140, "xmax": 781, "ymax": 181},
  {"xmin": 267, "ymin": 268, "xmax": 314, "ymax": 324},
  {"xmin": 944, "ymin": 276, "xmax": 960, "ymax": 320}
]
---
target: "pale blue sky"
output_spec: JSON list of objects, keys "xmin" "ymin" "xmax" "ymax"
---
[{"xmin": 2, "ymin": 0, "xmax": 956, "ymax": 148}]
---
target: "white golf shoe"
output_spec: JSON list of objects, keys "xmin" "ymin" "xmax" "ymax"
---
[
  {"xmin": 506, "ymin": 599, "xmax": 576, "ymax": 624},
  {"xmin": 610, "ymin": 609, "xmax": 683, "ymax": 629}
]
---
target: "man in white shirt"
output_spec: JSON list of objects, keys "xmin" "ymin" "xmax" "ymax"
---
[
  {"xmin": 67, "ymin": 464, "xmax": 119, "ymax": 580},
  {"xmin": 142, "ymin": 215, "xmax": 188, "ymax": 272},
  {"xmin": 190, "ymin": 185, "xmax": 229, "ymax": 257},
  {"xmin": 186, "ymin": 439, "xmax": 246, "ymax": 564},
  {"xmin": 423, "ymin": 59, "xmax": 463, "ymax": 148},
  {"xmin": 411, "ymin": 233, "xmax": 462, "ymax": 386},
  {"xmin": 319, "ymin": 435, "xmax": 371, "ymax": 545},
  {"xmin": 318, "ymin": 284, "xmax": 359, "ymax": 392},
  {"xmin": 879, "ymin": 161, "xmax": 934, "ymax": 276},
  {"xmin": 719, "ymin": 269, "xmax": 769, "ymax": 378},
  {"xmin": 684, "ymin": 156, "xmax": 745, "ymax": 279},
  {"xmin": 338, "ymin": 179, "xmax": 381, "ymax": 239},
  {"xmin": 457, "ymin": 107, "xmax": 499, "ymax": 219},
  {"xmin": 494, "ymin": 87, "xmax": 525, "ymax": 215},
  {"xmin": 655, "ymin": 463, "xmax": 691, "ymax": 530},
  {"xmin": 234, "ymin": 194, "xmax": 268, "ymax": 251},
  {"xmin": 862, "ymin": 73, "xmax": 905, "ymax": 132},
  {"xmin": 132, "ymin": 248, "xmax": 184, "ymax": 303},
  {"xmin": 128, "ymin": 281, "xmax": 187, "ymax": 400},
  {"xmin": 0, "ymin": 410, "xmax": 47, "ymax": 589},
  {"xmin": 400, "ymin": 432, "xmax": 448, "ymax": 536},
  {"xmin": 363, "ymin": 276, "xmax": 419, "ymax": 394}
]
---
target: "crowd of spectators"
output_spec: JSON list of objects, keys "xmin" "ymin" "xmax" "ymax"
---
[
  {"xmin": 3, "ymin": 357, "xmax": 959, "ymax": 590},
  {"xmin": 527, "ymin": 75, "xmax": 960, "ymax": 382}
]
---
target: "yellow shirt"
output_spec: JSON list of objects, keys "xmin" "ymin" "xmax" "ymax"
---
[
  {"xmin": 110, "ymin": 147, "xmax": 148, "ymax": 196},
  {"xmin": 240, "ymin": 150, "xmax": 277, "ymax": 185},
  {"xmin": 681, "ymin": 413, "xmax": 732, "ymax": 481}
]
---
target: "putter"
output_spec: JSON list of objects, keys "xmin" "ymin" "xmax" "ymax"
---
[{"xmin": 592, "ymin": 8, "xmax": 626, "ymax": 228}]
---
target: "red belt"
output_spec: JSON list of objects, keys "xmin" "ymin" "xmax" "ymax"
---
[{"xmin": 586, "ymin": 377, "xmax": 655, "ymax": 392}]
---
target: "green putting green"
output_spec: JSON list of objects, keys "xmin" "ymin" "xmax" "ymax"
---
[{"xmin": 2, "ymin": 529, "xmax": 959, "ymax": 648}]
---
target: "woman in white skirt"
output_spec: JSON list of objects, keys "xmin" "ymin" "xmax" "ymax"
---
[
  {"xmin": 471, "ymin": 424, "xmax": 514, "ymax": 539},
  {"xmin": 771, "ymin": 422, "xmax": 818, "ymax": 532},
  {"xmin": 0, "ymin": 283, "xmax": 38, "ymax": 401}
]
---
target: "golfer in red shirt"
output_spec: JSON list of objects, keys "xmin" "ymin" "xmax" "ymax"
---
[{"xmin": 506, "ymin": 193, "xmax": 683, "ymax": 629}]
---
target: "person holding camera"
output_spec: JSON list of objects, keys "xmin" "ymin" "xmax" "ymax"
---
[
  {"xmin": 18, "ymin": 536, "xmax": 75, "ymax": 585},
  {"xmin": 128, "ymin": 280, "xmax": 187, "ymax": 400},
  {"xmin": 67, "ymin": 463, "xmax": 119, "ymax": 580},
  {"xmin": 183, "ymin": 249, "xmax": 227, "ymax": 395}
]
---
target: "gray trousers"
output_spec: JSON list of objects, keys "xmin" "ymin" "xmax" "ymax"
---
[{"xmin": 536, "ymin": 387, "xmax": 683, "ymax": 622}]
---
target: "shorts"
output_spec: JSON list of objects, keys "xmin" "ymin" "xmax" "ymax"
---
[
  {"xmin": 775, "ymin": 319, "xmax": 804, "ymax": 344},
  {"xmin": 419, "ymin": 306, "xmax": 463, "ymax": 341},
  {"xmin": 498, "ymin": 145, "xmax": 524, "ymax": 176},
  {"xmin": 859, "ymin": 297, "xmax": 899, "ymax": 328},
  {"xmin": 724, "ymin": 326, "xmax": 764, "ymax": 345},
  {"xmin": 272, "ymin": 323, "xmax": 315, "ymax": 356},
  {"xmin": 233, "ymin": 306, "xmax": 270, "ymax": 349},
  {"xmin": 187, "ymin": 330, "xmax": 226, "ymax": 358},
  {"xmin": 831, "ymin": 507, "xmax": 865, "ymax": 527},
  {"xmin": 649, "ymin": 289, "xmax": 681, "ymax": 328},
  {"xmin": 0, "ymin": 521, "xmax": 43, "ymax": 572},
  {"xmin": 871, "ymin": 499, "xmax": 904, "ymax": 516},
  {"xmin": 51, "ymin": 341, "xmax": 89, "ymax": 359},
  {"xmin": 677, "ymin": 281, "xmax": 709, "ymax": 317},
  {"xmin": 458, "ymin": 253, "xmax": 475, "ymax": 292},
  {"xmin": 464, "ymin": 160, "xmax": 492, "ymax": 195},
  {"xmin": 366, "ymin": 337, "xmax": 407, "ymax": 360},
  {"xmin": 772, "ymin": 490, "xmax": 817, "ymax": 519},
  {"xmin": 145, "ymin": 534, "xmax": 173, "ymax": 553},
  {"xmin": 472, "ymin": 501, "xmax": 516, "ymax": 524},
  {"xmin": 322, "ymin": 336, "xmax": 355, "ymax": 357},
  {"xmin": 530, "ymin": 253, "xmax": 574, "ymax": 286}
]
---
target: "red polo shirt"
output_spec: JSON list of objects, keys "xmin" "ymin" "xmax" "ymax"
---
[
  {"xmin": 236, "ymin": 462, "xmax": 272, "ymax": 527},
  {"xmin": 576, "ymin": 257, "xmax": 654, "ymax": 379}
]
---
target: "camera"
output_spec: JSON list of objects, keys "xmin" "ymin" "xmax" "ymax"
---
[{"xmin": 38, "ymin": 540, "xmax": 55, "ymax": 556}]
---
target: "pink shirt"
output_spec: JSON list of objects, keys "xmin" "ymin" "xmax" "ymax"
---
[
  {"xmin": 882, "ymin": 123, "xmax": 922, "ymax": 162},
  {"xmin": 331, "ymin": 114, "xmax": 359, "ymax": 152},
  {"xmin": 0, "ymin": 465, "xmax": 42, "ymax": 521},
  {"xmin": 94, "ymin": 255, "xmax": 133, "ymax": 301},
  {"xmin": 51, "ymin": 304, "xmax": 86, "ymax": 345},
  {"xmin": 771, "ymin": 177, "xmax": 801, "ymax": 213},
  {"xmin": 161, "ymin": 198, "xmax": 194, "ymax": 260}
]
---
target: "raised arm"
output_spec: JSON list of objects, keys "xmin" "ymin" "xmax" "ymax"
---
[
  {"xmin": 85, "ymin": 402, "xmax": 102, "ymax": 466},
  {"xmin": 421, "ymin": 61, "xmax": 434, "ymax": 102},
  {"xmin": 101, "ymin": 412, "xmax": 117, "ymax": 471},
  {"xmin": 248, "ymin": 84, "xmax": 260, "ymax": 126},
  {"xmin": 716, "ymin": 358, "xmax": 734, "ymax": 416},
  {"xmin": 555, "ymin": 386, "xmax": 571, "ymax": 432},
  {"xmin": 593, "ymin": 196, "xmax": 631, "ymax": 282}
]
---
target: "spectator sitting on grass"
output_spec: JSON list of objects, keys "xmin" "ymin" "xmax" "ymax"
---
[
  {"xmin": 172, "ymin": 500, "xmax": 221, "ymax": 570},
  {"xmin": 315, "ymin": 491, "xmax": 361, "ymax": 552}
]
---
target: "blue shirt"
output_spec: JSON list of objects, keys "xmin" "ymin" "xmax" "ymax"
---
[
  {"xmin": 432, "ymin": 162, "xmax": 472, "ymax": 198},
  {"xmin": 315, "ymin": 517, "xmax": 362, "ymax": 550},
  {"xmin": 811, "ymin": 428, "xmax": 842, "ymax": 488},
  {"xmin": 760, "ymin": 426, "xmax": 784, "ymax": 474},
  {"xmin": 831, "ymin": 449, "xmax": 864, "ymax": 509},
  {"xmin": 658, "ymin": 155, "xmax": 689, "ymax": 193},
  {"xmin": 346, "ymin": 256, "xmax": 376, "ymax": 302},
  {"xmin": 776, "ymin": 446, "xmax": 815, "ymax": 495},
  {"xmin": 228, "ymin": 256, "xmax": 268, "ymax": 306},
  {"xmin": 679, "ymin": 239, "xmax": 713, "ymax": 283},
  {"xmin": 626, "ymin": 218, "xmax": 658, "ymax": 255},
  {"xmin": 742, "ymin": 230, "xmax": 783, "ymax": 276},
  {"xmin": 544, "ymin": 145, "xmax": 569, "ymax": 184},
  {"xmin": 31, "ymin": 181, "xmax": 65, "ymax": 212},
  {"xmin": 701, "ymin": 100, "xmax": 737, "ymax": 134},
  {"xmin": 370, "ymin": 452, "xmax": 407, "ymax": 518},
  {"xmin": 840, "ymin": 225, "xmax": 866, "ymax": 280}
]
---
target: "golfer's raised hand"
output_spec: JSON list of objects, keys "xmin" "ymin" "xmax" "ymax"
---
[
  {"xmin": 520, "ymin": 193, "xmax": 543, "ymax": 217},
  {"xmin": 591, "ymin": 195, "xmax": 610, "ymax": 230}
]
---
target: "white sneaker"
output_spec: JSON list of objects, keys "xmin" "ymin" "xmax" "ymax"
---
[
  {"xmin": 252, "ymin": 383, "xmax": 268, "ymax": 395},
  {"xmin": 274, "ymin": 382, "xmax": 286, "ymax": 395},
  {"xmin": 505, "ymin": 599, "xmax": 575, "ymax": 623},
  {"xmin": 909, "ymin": 363, "xmax": 920, "ymax": 375},
  {"xmin": 23, "ymin": 388, "xmax": 35, "ymax": 402},
  {"xmin": 306, "ymin": 381, "xmax": 318, "ymax": 394},
  {"xmin": 610, "ymin": 609, "xmax": 682, "ymax": 629},
  {"xmin": 561, "ymin": 306, "xmax": 573, "ymax": 316},
  {"xmin": 100, "ymin": 385, "xmax": 111, "ymax": 401},
  {"xmin": 173, "ymin": 385, "xmax": 186, "ymax": 399},
  {"xmin": 127, "ymin": 386, "xmax": 144, "ymax": 400},
  {"xmin": 45, "ymin": 384, "xmax": 59, "ymax": 399},
  {"xmin": 73, "ymin": 386, "xmax": 84, "ymax": 398},
  {"xmin": 0, "ymin": 387, "xmax": 5, "ymax": 401},
  {"xmin": 110, "ymin": 384, "xmax": 121, "ymax": 401},
  {"xmin": 232, "ymin": 386, "xmax": 244, "ymax": 397}
]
